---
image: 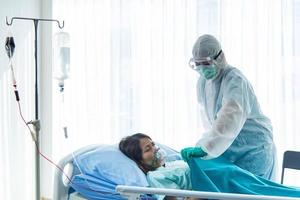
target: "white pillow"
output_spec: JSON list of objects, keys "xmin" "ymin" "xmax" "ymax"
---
[
  {"xmin": 74, "ymin": 145, "xmax": 149, "ymax": 186},
  {"xmin": 73, "ymin": 143, "xmax": 181, "ymax": 186}
]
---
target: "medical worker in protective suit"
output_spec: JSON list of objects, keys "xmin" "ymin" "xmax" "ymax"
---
[{"xmin": 181, "ymin": 34, "xmax": 276, "ymax": 180}]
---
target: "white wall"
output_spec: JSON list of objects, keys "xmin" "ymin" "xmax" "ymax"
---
[
  {"xmin": 0, "ymin": 0, "xmax": 52, "ymax": 200},
  {"xmin": 40, "ymin": 0, "xmax": 54, "ymax": 199},
  {"xmin": 0, "ymin": 0, "xmax": 62, "ymax": 198}
]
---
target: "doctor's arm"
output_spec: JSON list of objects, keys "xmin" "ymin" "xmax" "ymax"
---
[{"xmin": 196, "ymin": 76, "xmax": 251, "ymax": 159}]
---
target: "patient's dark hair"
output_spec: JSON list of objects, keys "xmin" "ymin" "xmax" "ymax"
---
[{"xmin": 119, "ymin": 133, "xmax": 151, "ymax": 164}]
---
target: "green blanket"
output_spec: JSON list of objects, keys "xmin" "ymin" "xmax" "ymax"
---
[{"xmin": 188, "ymin": 156, "xmax": 300, "ymax": 197}]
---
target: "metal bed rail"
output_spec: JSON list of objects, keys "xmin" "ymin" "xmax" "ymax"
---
[{"xmin": 116, "ymin": 185, "xmax": 300, "ymax": 200}]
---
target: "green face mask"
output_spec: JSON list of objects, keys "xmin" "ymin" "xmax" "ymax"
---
[{"xmin": 198, "ymin": 64, "xmax": 218, "ymax": 79}]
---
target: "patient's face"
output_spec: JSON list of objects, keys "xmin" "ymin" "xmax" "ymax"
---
[{"xmin": 139, "ymin": 138, "xmax": 162, "ymax": 169}]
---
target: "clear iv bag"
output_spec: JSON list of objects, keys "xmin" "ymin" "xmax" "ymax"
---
[{"xmin": 53, "ymin": 32, "xmax": 70, "ymax": 87}]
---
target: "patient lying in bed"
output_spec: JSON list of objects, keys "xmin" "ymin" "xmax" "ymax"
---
[
  {"xmin": 119, "ymin": 133, "xmax": 200, "ymax": 200},
  {"xmin": 119, "ymin": 133, "xmax": 300, "ymax": 200}
]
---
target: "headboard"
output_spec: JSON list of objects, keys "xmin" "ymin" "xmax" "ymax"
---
[{"xmin": 52, "ymin": 144, "xmax": 101, "ymax": 200}]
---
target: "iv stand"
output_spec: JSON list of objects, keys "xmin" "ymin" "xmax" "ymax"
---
[{"xmin": 6, "ymin": 16, "xmax": 64, "ymax": 200}]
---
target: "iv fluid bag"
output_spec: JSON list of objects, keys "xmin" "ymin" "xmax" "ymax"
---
[{"xmin": 53, "ymin": 32, "xmax": 70, "ymax": 83}]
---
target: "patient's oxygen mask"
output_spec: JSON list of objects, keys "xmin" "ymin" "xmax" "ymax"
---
[
  {"xmin": 154, "ymin": 146, "xmax": 167, "ymax": 166},
  {"xmin": 142, "ymin": 146, "xmax": 167, "ymax": 172}
]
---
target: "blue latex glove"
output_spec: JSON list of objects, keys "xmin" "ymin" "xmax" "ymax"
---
[{"xmin": 181, "ymin": 147, "xmax": 207, "ymax": 162}]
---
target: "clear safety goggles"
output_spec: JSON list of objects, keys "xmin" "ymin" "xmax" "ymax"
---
[{"xmin": 189, "ymin": 50, "xmax": 222, "ymax": 70}]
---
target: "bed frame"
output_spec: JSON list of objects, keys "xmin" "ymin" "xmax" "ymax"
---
[
  {"xmin": 53, "ymin": 144, "xmax": 100, "ymax": 200},
  {"xmin": 116, "ymin": 185, "xmax": 300, "ymax": 200}
]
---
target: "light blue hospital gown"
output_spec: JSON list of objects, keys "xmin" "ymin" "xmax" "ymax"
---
[{"xmin": 147, "ymin": 160, "xmax": 192, "ymax": 200}]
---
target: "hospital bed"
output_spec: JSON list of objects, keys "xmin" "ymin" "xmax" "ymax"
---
[{"xmin": 53, "ymin": 144, "xmax": 300, "ymax": 200}]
